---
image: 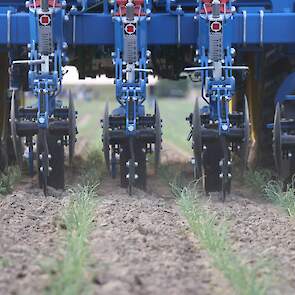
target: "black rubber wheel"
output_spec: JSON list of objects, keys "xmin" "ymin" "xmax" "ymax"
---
[{"xmin": 192, "ymin": 98, "xmax": 203, "ymax": 179}]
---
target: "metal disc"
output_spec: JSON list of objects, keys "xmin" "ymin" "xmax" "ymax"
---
[
  {"xmin": 68, "ymin": 91, "xmax": 76, "ymax": 166},
  {"xmin": 273, "ymin": 103, "xmax": 284, "ymax": 178},
  {"xmin": 10, "ymin": 90, "xmax": 22, "ymax": 168},
  {"xmin": 241, "ymin": 95, "xmax": 250, "ymax": 173},
  {"xmin": 192, "ymin": 98, "xmax": 203, "ymax": 179},
  {"xmin": 154, "ymin": 100, "xmax": 161, "ymax": 173},
  {"xmin": 103, "ymin": 102, "xmax": 110, "ymax": 172}
]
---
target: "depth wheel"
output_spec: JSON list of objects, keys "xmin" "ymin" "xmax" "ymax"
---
[{"xmin": 192, "ymin": 98, "xmax": 203, "ymax": 179}]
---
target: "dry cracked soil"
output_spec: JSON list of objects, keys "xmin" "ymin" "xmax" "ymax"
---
[{"xmin": 0, "ymin": 153, "xmax": 295, "ymax": 294}]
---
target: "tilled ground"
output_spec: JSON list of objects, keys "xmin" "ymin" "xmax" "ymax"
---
[
  {"xmin": 0, "ymin": 153, "xmax": 295, "ymax": 294},
  {"xmin": 0, "ymin": 180, "xmax": 66, "ymax": 295},
  {"xmin": 88, "ymin": 177, "xmax": 231, "ymax": 295},
  {"xmin": 205, "ymin": 186, "xmax": 295, "ymax": 295}
]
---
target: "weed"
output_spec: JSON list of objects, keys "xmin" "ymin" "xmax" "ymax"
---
[
  {"xmin": 264, "ymin": 180, "xmax": 295, "ymax": 217},
  {"xmin": 0, "ymin": 166, "xmax": 21, "ymax": 195}
]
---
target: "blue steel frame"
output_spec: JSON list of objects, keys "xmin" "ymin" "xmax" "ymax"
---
[
  {"xmin": 2, "ymin": 12, "xmax": 295, "ymax": 46},
  {"xmin": 2, "ymin": 1, "xmax": 295, "ymax": 132}
]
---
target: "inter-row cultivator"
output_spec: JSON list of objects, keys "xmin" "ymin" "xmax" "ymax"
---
[{"xmin": 1, "ymin": 0, "xmax": 295, "ymax": 197}]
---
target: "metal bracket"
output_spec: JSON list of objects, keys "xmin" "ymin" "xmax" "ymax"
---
[
  {"xmin": 260, "ymin": 10, "xmax": 264, "ymax": 47},
  {"xmin": 7, "ymin": 10, "xmax": 11, "ymax": 47},
  {"xmin": 242, "ymin": 10, "xmax": 247, "ymax": 46},
  {"xmin": 73, "ymin": 15, "xmax": 76, "ymax": 45}
]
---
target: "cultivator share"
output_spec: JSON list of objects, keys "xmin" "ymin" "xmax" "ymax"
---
[{"xmin": 2, "ymin": 1, "xmax": 295, "ymax": 197}]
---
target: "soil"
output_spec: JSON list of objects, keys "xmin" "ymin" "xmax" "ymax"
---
[
  {"xmin": 88, "ymin": 177, "xmax": 232, "ymax": 295},
  {"xmin": 0, "ymin": 149, "xmax": 295, "ymax": 294},
  {"xmin": 0, "ymin": 180, "xmax": 66, "ymax": 295},
  {"xmin": 205, "ymin": 187, "xmax": 295, "ymax": 295}
]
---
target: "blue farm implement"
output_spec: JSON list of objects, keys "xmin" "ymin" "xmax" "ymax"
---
[{"xmin": 1, "ymin": 0, "xmax": 295, "ymax": 196}]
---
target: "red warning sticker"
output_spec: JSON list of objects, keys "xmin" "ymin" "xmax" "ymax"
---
[
  {"xmin": 210, "ymin": 21, "xmax": 222, "ymax": 33},
  {"xmin": 124, "ymin": 23, "xmax": 136, "ymax": 35},
  {"xmin": 39, "ymin": 14, "xmax": 51, "ymax": 26}
]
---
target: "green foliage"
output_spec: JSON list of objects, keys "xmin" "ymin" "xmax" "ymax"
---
[
  {"xmin": 264, "ymin": 180, "xmax": 295, "ymax": 217},
  {"xmin": 46, "ymin": 184, "xmax": 97, "ymax": 295},
  {"xmin": 81, "ymin": 150, "xmax": 105, "ymax": 187},
  {"xmin": 46, "ymin": 152, "xmax": 101, "ymax": 295},
  {"xmin": 0, "ymin": 257, "xmax": 11, "ymax": 268},
  {"xmin": 245, "ymin": 169, "xmax": 295, "ymax": 217},
  {"xmin": 0, "ymin": 166, "xmax": 21, "ymax": 195},
  {"xmin": 244, "ymin": 169, "xmax": 272, "ymax": 195},
  {"xmin": 175, "ymin": 184, "xmax": 271, "ymax": 295}
]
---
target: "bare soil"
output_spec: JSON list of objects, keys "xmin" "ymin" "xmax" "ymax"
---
[
  {"xmin": 0, "ymin": 180, "xmax": 66, "ymax": 295},
  {"xmin": 0, "ymin": 149, "xmax": 295, "ymax": 294},
  {"xmin": 205, "ymin": 186, "xmax": 295, "ymax": 295},
  {"xmin": 88, "ymin": 177, "xmax": 232, "ymax": 295}
]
